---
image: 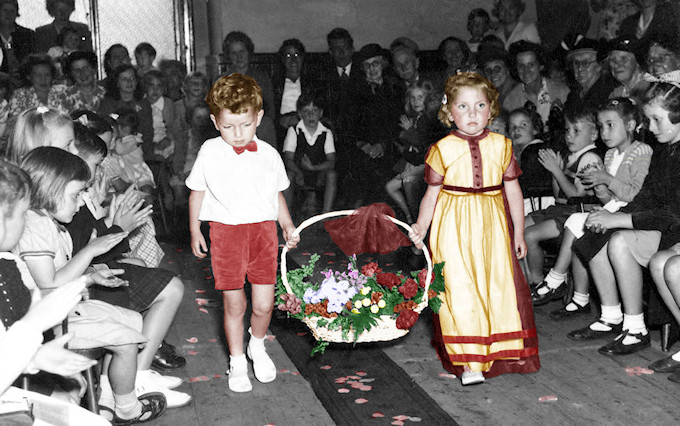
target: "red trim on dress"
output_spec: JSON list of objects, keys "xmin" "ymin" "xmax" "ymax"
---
[
  {"xmin": 442, "ymin": 328, "xmax": 537, "ymax": 344},
  {"xmin": 448, "ymin": 347, "xmax": 539, "ymax": 363}
]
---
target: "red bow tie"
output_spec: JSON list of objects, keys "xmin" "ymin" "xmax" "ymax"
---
[{"xmin": 233, "ymin": 141, "xmax": 257, "ymax": 154}]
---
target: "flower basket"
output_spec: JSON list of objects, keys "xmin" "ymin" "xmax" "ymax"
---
[{"xmin": 278, "ymin": 209, "xmax": 445, "ymax": 355}]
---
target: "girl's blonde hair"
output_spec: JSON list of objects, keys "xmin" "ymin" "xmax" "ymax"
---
[
  {"xmin": 405, "ymin": 80, "xmax": 434, "ymax": 116},
  {"xmin": 7, "ymin": 107, "xmax": 73, "ymax": 164},
  {"xmin": 438, "ymin": 72, "xmax": 500, "ymax": 128}
]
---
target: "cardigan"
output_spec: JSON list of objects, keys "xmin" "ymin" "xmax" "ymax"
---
[{"xmin": 596, "ymin": 141, "xmax": 652, "ymax": 203}]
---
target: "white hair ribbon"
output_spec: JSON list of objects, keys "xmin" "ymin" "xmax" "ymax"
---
[
  {"xmin": 76, "ymin": 115, "xmax": 89, "ymax": 126},
  {"xmin": 36, "ymin": 106, "xmax": 49, "ymax": 114},
  {"xmin": 643, "ymin": 71, "xmax": 680, "ymax": 90}
]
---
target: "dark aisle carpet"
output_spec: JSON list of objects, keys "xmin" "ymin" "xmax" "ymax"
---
[{"xmin": 270, "ymin": 260, "xmax": 458, "ymax": 426}]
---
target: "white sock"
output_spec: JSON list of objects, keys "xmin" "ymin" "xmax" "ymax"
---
[
  {"xmin": 113, "ymin": 390, "xmax": 142, "ymax": 420},
  {"xmin": 622, "ymin": 313, "xmax": 647, "ymax": 335},
  {"xmin": 671, "ymin": 350, "xmax": 680, "ymax": 362},
  {"xmin": 590, "ymin": 304, "xmax": 622, "ymax": 331},
  {"xmin": 545, "ymin": 269, "xmax": 567, "ymax": 289},
  {"xmin": 565, "ymin": 292, "xmax": 589, "ymax": 311}
]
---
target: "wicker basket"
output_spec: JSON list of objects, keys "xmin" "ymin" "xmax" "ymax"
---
[{"xmin": 280, "ymin": 209, "xmax": 433, "ymax": 343}]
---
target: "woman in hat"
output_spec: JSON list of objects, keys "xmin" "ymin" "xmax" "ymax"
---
[
  {"xmin": 347, "ymin": 43, "xmax": 403, "ymax": 207},
  {"xmin": 607, "ymin": 37, "xmax": 650, "ymax": 104}
]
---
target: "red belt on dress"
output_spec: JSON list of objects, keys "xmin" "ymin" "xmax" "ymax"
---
[{"xmin": 442, "ymin": 184, "xmax": 503, "ymax": 193}]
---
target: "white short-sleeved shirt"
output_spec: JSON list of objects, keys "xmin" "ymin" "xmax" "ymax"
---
[
  {"xmin": 185, "ymin": 136, "xmax": 290, "ymax": 225},
  {"xmin": 14, "ymin": 210, "xmax": 73, "ymax": 270},
  {"xmin": 282, "ymin": 121, "xmax": 335, "ymax": 155}
]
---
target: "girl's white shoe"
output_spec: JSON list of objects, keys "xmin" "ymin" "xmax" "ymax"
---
[{"xmin": 461, "ymin": 370, "xmax": 485, "ymax": 386}]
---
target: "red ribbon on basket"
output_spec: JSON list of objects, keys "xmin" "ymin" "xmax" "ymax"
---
[{"xmin": 324, "ymin": 203, "xmax": 413, "ymax": 256}]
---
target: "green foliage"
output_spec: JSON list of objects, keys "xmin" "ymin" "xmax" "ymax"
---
[
  {"xmin": 317, "ymin": 318, "xmax": 328, "ymax": 327},
  {"xmin": 311, "ymin": 340, "xmax": 329, "ymax": 356}
]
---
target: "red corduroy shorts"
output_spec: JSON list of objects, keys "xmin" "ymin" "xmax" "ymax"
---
[{"xmin": 209, "ymin": 221, "xmax": 278, "ymax": 290}]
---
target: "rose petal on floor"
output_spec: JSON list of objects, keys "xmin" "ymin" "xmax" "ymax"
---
[
  {"xmin": 213, "ymin": 374, "xmax": 222, "ymax": 379},
  {"xmin": 393, "ymin": 415, "xmax": 409, "ymax": 421},
  {"xmin": 386, "ymin": 263, "xmax": 394, "ymax": 266},
  {"xmin": 639, "ymin": 368, "xmax": 654, "ymax": 374},
  {"xmin": 187, "ymin": 350, "xmax": 198, "ymax": 356},
  {"xmin": 323, "ymin": 252, "xmax": 336, "ymax": 256},
  {"xmin": 198, "ymin": 308, "xmax": 209, "ymax": 314},
  {"xmin": 278, "ymin": 369, "xmax": 289, "ymax": 374},
  {"xmin": 320, "ymin": 365, "xmax": 332, "ymax": 370},
  {"xmin": 208, "ymin": 338, "xmax": 217, "ymax": 342},
  {"xmin": 337, "ymin": 388, "xmax": 350, "ymax": 393},
  {"xmin": 186, "ymin": 337, "xmax": 198, "ymax": 343},
  {"xmin": 189, "ymin": 376, "xmax": 210, "ymax": 382},
  {"xmin": 359, "ymin": 385, "xmax": 372, "ymax": 391},
  {"xmin": 354, "ymin": 398, "xmax": 368, "ymax": 404},
  {"xmin": 348, "ymin": 375, "xmax": 361, "ymax": 380},
  {"xmin": 296, "ymin": 332, "xmax": 307, "ymax": 336},
  {"xmin": 539, "ymin": 395, "xmax": 558, "ymax": 402},
  {"xmin": 355, "ymin": 371, "xmax": 367, "ymax": 376},
  {"xmin": 291, "ymin": 371, "xmax": 300, "ymax": 376},
  {"xmin": 391, "ymin": 421, "xmax": 404, "ymax": 426},
  {"xmin": 438, "ymin": 373, "xmax": 457, "ymax": 379},
  {"xmin": 204, "ymin": 276, "xmax": 213, "ymax": 280},
  {"xmin": 195, "ymin": 289, "xmax": 206, "ymax": 294},
  {"xmin": 167, "ymin": 260, "xmax": 174, "ymax": 264},
  {"xmin": 372, "ymin": 412, "xmax": 385, "ymax": 418},
  {"xmin": 196, "ymin": 298, "xmax": 209, "ymax": 305},
  {"xmin": 302, "ymin": 252, "xmax": 311, "ymax": 256}
]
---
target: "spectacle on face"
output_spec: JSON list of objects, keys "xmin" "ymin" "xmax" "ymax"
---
[
  {"xmin": 362, "ymin": 56, "xmax": 384, "ymax": 80},
  {"xmin": 570, "ymin": 51, "xmax": 599, "ymax": 86},
  {"xmin": 647, "ymin": 44, "xmax": 680, "ymax": 77},
  {"xmin": 483, "ymin": 60, "xmax": 509, "ymax": 88}
]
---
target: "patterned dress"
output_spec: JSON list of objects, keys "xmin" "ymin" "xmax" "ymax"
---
[{"xmin": 425, "ymin": 129, "xmax": 540, "ymax": 377}]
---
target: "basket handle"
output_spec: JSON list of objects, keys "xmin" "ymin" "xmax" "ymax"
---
[{"xmin": 280, "ymin": 209, "xmax": 434, "ymax": 306}]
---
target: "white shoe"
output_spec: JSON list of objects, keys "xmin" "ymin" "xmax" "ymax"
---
[
  {"xmin": 247, "ymin": 340, "xmax": 276, "ymax": 383},
  {"xmin": 461, "ymin": 371, "xmax": 485, "ymax": 386},
  {"xmin": 228, "ymin": 359, "xmax": 252, "ymax": 392},
  {"xmin": 135, "ymin": 382, "xmax": 192, "ymax": 408},
  {"xmin": 138, "ymin": 369, "xmax": 182, "ymax": 389}
]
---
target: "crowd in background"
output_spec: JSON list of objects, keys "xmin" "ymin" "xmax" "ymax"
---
[{"xmin": 2, "ymin": 0, "xmax": 680, "ymax": 424}]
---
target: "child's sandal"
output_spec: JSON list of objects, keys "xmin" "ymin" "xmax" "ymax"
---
[{"xmin": 112, "ymin": 392, "xmax": 167, "ymax": 425}]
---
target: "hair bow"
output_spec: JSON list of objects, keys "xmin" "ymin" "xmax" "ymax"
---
[
  {"xmin": 76, "ymin": 115, "xmax": 89, "ymax": 126},
  {"xmin": 36, "ymin": 106, "xmax": 49, "ymax": 114},
  {"xmin": 442, "ymin": 94, "xmax": 448, "ymax": 105},
  {"xmin": 109, "ymin": 113, "xmax": 119, "ymax": 121},
  {"xmin": 643, "ymin": 71, "xmax": 680, "ymax": 90}
]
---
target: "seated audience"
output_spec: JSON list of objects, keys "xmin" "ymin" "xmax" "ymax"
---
[
  {"xmin": 478, "ymin": 47, "xmax": 517, "ymax": 107},
  {"xmin": 35, "ymin": 0, "xmax": 92, "ymax": 53},
  {"xmin": 63, "ymin": 50, "xmax": 107, "ymax": 113},
  {"xmin": 523, "ymin": 107, "xmax": 603, "ymax": 289},
  {"xmin": 135, "ymin": 42, "xmax": 158, "ymax": 76},
  {"xmin": 273, "ymin": 38, "xmax": 312, "ymax": 144},
  {"xmin": 607, "ymin": 36, "xmax": 650, "ymax": 104},
  {"xmin": 283, "ymin": 92, "xmax": 337, "ymax": 215},
  {"xmin": 646, "ymin": 33, "xmax": 680, "ymax": 78},
  {"xmin": 467, "ymin": 8, "xmax": 491, "ymax": 53}
]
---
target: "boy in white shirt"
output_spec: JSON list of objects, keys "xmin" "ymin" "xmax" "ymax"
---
[
  {"xmin": 282, "ymin": 92, "xmax": 337, "ymax": 214},
  {"xmin": 186, "ymin": 73, "xmax": 299, "ymax": 393}
]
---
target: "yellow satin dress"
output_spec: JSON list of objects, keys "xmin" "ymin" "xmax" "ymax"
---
[{"xmin": 427, "ymin": 130, "xmax": 526, "ymax": 373}]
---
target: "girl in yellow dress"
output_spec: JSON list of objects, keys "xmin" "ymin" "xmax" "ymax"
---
[{"xmin": 409, "ymin": 72, "xmax": 540, "ymax": 385}]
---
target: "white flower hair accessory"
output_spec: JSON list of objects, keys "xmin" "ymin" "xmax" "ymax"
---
[
  {"xmin": 36, "ymin": 106, "xmax": 49, "ymax": 114},
  {"xmin": 76, "ymin": 115, "xmax": 89, "ymax": 126},
  {"xmin": 442, "ymin": 94, "xmax": 448, "ymax": 105},
  {"xmin": 109, "ymin": 113, "xmax": 119, "ymax": 121},
  {"xmin": 643, "ymin": 71, "xmax": 680, "ymax": 90}
]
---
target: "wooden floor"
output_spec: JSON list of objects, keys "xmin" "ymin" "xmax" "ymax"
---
[{"xmin": 149, "ymin": 223, "xmax": 680, "ymax": 426}]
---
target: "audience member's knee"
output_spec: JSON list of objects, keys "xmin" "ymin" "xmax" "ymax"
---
[{"xmin": 663, "ymin": 255, "xmax": 680, "ymax": 281}]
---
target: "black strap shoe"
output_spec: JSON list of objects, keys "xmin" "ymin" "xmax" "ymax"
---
[
  {"xmin": 532, "ymin": 282, "xmax": 568, "ymax": 306},
  {"xmin": 152, "ymin": 341, "xmax": 187, "ymax": 370},
  {"xmin": 567, "ymin": 320, "xmax": 622, "ymax": 341},
  {"xmin": 598, "ymin": 330, "xmax": 650, "ymax": 356},
  {"xmin": 649, "ymin": 356, "xmax": 680, "ymax": 373},
  {"xmin": 549, "ymin": 302, "xmax": 591, "ymax": 321}
]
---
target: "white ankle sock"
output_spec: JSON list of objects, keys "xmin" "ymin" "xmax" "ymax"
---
[
  {"xmin": 590, "ymin": 304, "xmax": 622, "ymax": 331},
  {"xmin": 565, "ymin": 292, "xmax": 589, "ymax": 311},
  {"xmin": 545, "ymin": 269, "xmax": 567, "ymax": 289},
  {"xmin": 622, "ymin": 313, "xmax": 647, "ymax": 335},
  {"xmin": 113, "ymin": 390, "xmax": 142, "ymax": 420},
  {"xmin": 247, "ymin": 328, "xmax": 276, "ymax": 383}
]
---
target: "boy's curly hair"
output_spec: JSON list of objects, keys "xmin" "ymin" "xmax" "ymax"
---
[
  {"xmin": 438, "ymin": 72, "xmax": 500, "ymax": 128},
  {"xmin": 206, "ymin": 73, "xmax": 263, "ymax": 116}
]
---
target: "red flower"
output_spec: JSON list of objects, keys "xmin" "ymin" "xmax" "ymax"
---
[
  {"xmin": 376, "ymin": 272, "xmax": 401, "ymax": 289},
  {"xmin": 398, "ymin": 278, "xmax": 418, "ymax": 300},
  {"xmin": 361, "ymin": 262, "xmax": 382, "ymax": 277},
  {"xmin": 417, "ymin": 268, "xmax": 434, "ymax": 288},
  {"xmin": 396, "ymin": 309, "xmax": 419, "ymax": 330}
]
